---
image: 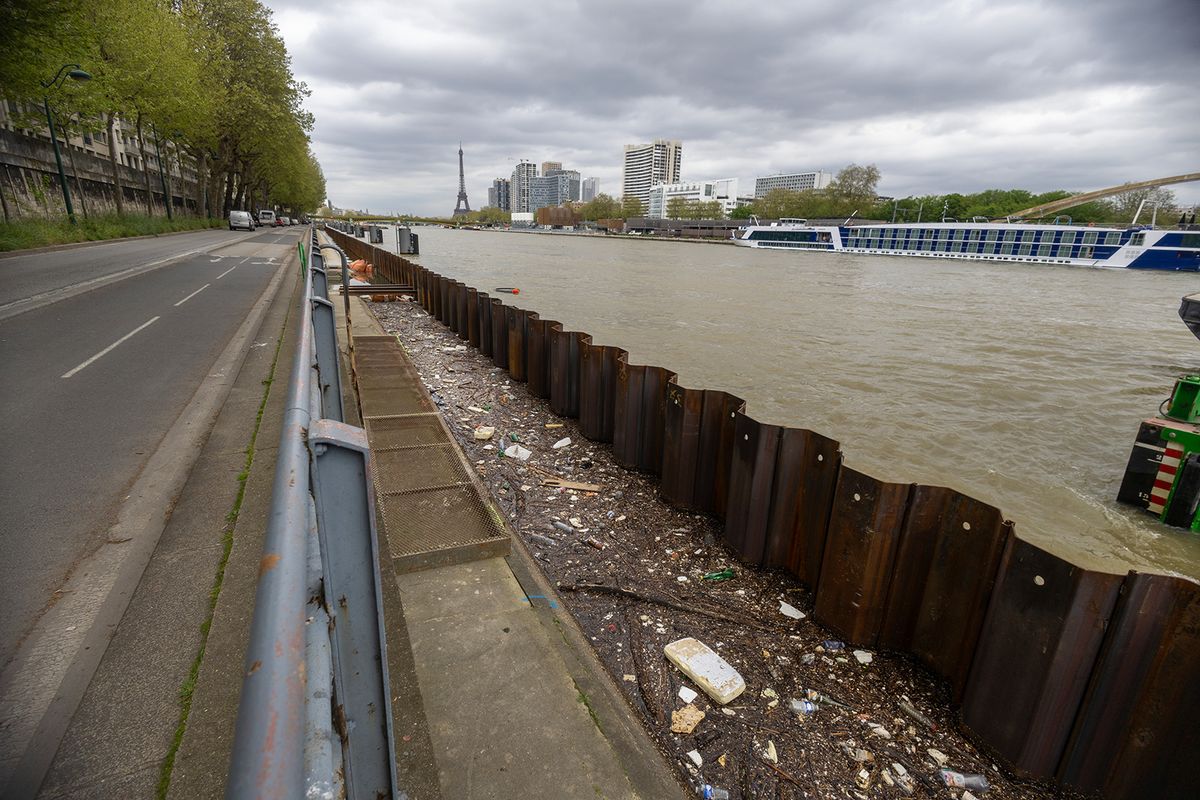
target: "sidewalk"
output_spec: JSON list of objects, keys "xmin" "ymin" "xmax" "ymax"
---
[{"xmin": 335, "ymin": 282, "xmax": 686, "ymax": 799}]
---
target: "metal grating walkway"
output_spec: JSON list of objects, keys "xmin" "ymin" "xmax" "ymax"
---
[{"xmin": 354, "ymin": 335, "xmax": 509, "ymax": 573}]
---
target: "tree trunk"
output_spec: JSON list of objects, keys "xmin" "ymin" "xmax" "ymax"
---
[
  {"xmin": 233, "ymin": 172, "xmax": 245, "ymax": 210},
  {"xmin": 0, "ymin": 166, "xmax": 11, "ymax": 223},
  {"xmin": 222, "ymin": 170, "xmax": 234, "ymax": 219},
  {"xmin": 136, "ymin": 113, "xmax": 154, "ymax": 215},
  {"xmin": 195, "ymin": 150, "xmax": 207, "ymax": 217},
  {"xmin": 105, "ymin": 113, "xmax": 124, "ymax": 215}
]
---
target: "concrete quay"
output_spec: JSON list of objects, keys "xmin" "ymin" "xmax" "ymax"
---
[{"xmin": 166, "ymin": 246, "xmax": 684, "ymax": 799}]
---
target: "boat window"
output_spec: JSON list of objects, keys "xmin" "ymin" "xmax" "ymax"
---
[
  {"xmin": 953, "ymin": 229, "xmax": 965, "ymax": 241},
  {"xmin": 938, "ymin": 229, "xmax": 950, "ymax": 240},
  {"xmin": 1082, "ymin": 231, "xmax": 1099, "ymax": 245},
  {"xmin": 1018, "ymin": 230, "xmax": 1033, "ymax": 242},
  {"xmin": 1000, "ymin": 243, "xmax": 1014, "ymax": 255},
  {"xmin": 968, "ymin": 230, "xmax": 980, "ymax": 241},
  {"xmin": 1104, "ymin": 232, "xmax": 1121, "ymax": 245},
  {"xmin": 985, "ymin": 230, "xmax": 999, "ymax": 242},
  {"xmin": 1003, "ymin": 230, "xmax": 1017, "ymax": 242},
  {"xmin": 1055, "ymin": 245, "xmax": 1072, "ymax": 258},
  {"xmin": 1019, "ymin": 243, "xmax": 1033, "ymax": 256},
  {"xmin": 1130, "ymin": 233, "xmax": 1146, "ymax": 246},
  {"xmin": 1038, "ymin": 244, "xmax": 1053, "ymax": 257},
  {"xmin": 1059, "ymin": 231, "xmax": 1075, "ymax": 245},
  {"xmin": 1039, "ymin": 230, "xmax": 1056, "ymax": 244},
  {"xmin": 1079, "ymin": 245, "xmax": 1094, "ymax": 258},
  {"xmin": 938, "ymin": 240, "xmax": 951, "ymax": 251},
  {"xmin": 1180, "ymin": 233, "xmax": 1200, "ymax": 247}
]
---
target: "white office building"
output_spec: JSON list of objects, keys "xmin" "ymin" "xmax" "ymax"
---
[
  {"xmin": 621, "ymin": 140, "xmax": 682, "ymax": 208},
  {"xmin": 647, "ymin": 178, "xmax": 740, "ymax": 219},
  {"xmin": 754, "ymin": 171, "xmax": 832, "ymax": 198},
  {"xmin": 509, "ymin": 161, "xmax": 537, "ymax": 213}
]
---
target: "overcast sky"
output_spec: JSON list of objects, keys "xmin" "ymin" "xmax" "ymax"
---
[{"xmin": 264, "ymin": 0, "xmax": 1200, "ymax": 216}]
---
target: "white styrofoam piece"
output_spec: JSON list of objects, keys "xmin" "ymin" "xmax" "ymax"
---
[{"xmin": 664, "ymin": 637, "xmax": 746, "ymax": 705}]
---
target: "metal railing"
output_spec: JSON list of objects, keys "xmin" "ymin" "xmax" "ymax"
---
[{"xmin": 226, "ymin": 228, "xmax": 397, "ymax": 799}]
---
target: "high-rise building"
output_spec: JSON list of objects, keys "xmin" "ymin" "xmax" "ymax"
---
[
  {"xmin": 647, "ymin": 179, "xmax": 740, "ymax": 219},
  {"xmin": 753, "ymin": 171, "xmax": 832, "ymax": 198},
  {"xmin": 622, "ymin": 140, "xmax": 682, "ymax": 208},
  {"xmin": 545, "ymin": 168, "xmax": 581, "ymax": 202},
  {"xmin": 581, "ymin": 177, "xmax": 599, "ymax": 202},
  {"xmin": 541, "ymin": 161, "xmax": 562, "ymax": 176},
  {"xmin": 488, "ymin": 178, "xmax": 511, "ymax": 211},
  {"xmin": 510, "ymin": 161, "xmax": 537, "ymax": 213},
  {"xmin": 530, "ymin": 172, "xmax": 579, "ymax": 213}
]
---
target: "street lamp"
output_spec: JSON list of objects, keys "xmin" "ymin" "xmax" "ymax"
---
[{"xmin": 41, "ymin": 64, "xmax": 92, "ymax": 224}]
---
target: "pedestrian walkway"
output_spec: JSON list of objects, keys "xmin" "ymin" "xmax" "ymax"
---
[{"xmin": 328, "ymin": 258, "xmax": 686, "ymax": 799}]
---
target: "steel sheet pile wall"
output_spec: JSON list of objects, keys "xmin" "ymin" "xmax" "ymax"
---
[{"xmin": 323, "ymin": 227, "xmax": 1199, "ymax": 798}]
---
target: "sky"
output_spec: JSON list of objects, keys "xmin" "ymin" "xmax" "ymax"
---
[{"xmin": 263, "ymin": 0, "xmax": 1200, "ymax": 217}]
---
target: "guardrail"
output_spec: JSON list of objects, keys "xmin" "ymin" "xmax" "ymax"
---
[
  {"xmin": 226, "ymin": 228, "xmax": 397, "ymax": 799},
  {"xmin": 325, "ymin": 225, "xmax": 1199, "ymax": 800}
]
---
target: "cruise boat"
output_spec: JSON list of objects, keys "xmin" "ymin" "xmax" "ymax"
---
[{"xmin": 731, "ymin": 217, "xmax": 1200, "ymax": 271}]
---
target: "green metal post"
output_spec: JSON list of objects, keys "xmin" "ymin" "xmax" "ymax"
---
[{"xmin": 43, "ymin": 96, "xmax": 76, "ymax": 224}]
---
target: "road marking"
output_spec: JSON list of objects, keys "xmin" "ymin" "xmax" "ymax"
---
[
  {"xmin": 62, "ymin": 316, "xmax": 160, "ymax": 378},
  {"xmin": 0, "ymin": 241, "xmax": 225, "ymax": 322},
  {"xmin": 216, "ymin": 264, "xmax": 239, "ymax": 279},
  {"xmin": 174, "ymin": 283, "xmax": 211, "ymax": 307}
]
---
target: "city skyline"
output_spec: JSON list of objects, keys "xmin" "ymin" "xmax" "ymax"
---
[{"xmin": 265, "ymin": 0, "xmax": 1200, "ymax": 216}]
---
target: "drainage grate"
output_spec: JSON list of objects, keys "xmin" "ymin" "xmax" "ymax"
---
[{"xmin": 356, "ymin": 336, "xmax": 509, "ymax": 573}]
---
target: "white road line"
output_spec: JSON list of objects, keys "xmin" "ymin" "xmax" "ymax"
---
[
  {"xmin": 174, "ymin": 283, "xmax": 211, "ymax": 306},
  {"xmin": 216, "ymin": 265, "xmax": 238, "ymax": 280},
  {"xmin": 62, "ymin": 316, "xmax": 160, "ymax": 378}
]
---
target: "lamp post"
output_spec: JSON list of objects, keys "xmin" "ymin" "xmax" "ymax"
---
[{"xmin": 41, "ymin": 64, "xmax": 92, "ymax": 224}]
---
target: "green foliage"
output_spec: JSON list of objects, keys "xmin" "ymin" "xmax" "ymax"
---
[
  {"xmin": 620, "ymin": 195, "xmax": 645, "ymax": 219},
  {"xmin": 3, "ymin": 0, "xmax": 324, "ymax": 220},
  {"xmin": 0, "ymin": 213, "xmax": 221, "ymax": 251},
  {"xmin": 579, "ymin": 193, "xmax": 621, "ymax": 221},
  {"xmin": 461, "ymin": 206, "xmax": 511, "ymax": 224}
]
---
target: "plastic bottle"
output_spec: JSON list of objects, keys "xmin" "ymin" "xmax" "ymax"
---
[
  {"xmin": 939, "ymin": 769, "xmax": 991, "ymax": 791},
  {"xmin": 697, "ymin": 785, "xmax": 730, "ymax": 800}
]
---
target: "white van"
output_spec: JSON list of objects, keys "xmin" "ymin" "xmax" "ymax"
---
[{"xmin": 258, "ymin": 210, "xmax": 277, "ymax": 225}]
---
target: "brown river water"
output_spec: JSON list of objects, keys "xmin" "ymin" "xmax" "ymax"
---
[{"xmin": 384, "ymin": 225, "xmax": 1200, "ymax": 579}]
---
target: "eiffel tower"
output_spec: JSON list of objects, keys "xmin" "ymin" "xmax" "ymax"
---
[{"xmin": 452, "ymin": 142, "xmax": 471, "ymax": 216}]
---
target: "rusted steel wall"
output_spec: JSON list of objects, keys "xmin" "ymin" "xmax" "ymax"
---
[
  {"xmin": 506, "ymin": 306, "xmax": 527, "ymax": 383},
  {"xmin": 526, "ymin": 315, "xmax": 555, "ymax": 400},
  {"xmin": 578, "ymin": 340, "xmax": 620, "ymax": 443},
  {"xmin": 332, "ymin": 231, "xmax": 1199, "ymax": 798},
  {"xmin": 813, "ymin": 468, "xmax": 913, "ymax": 646},
  {"xmin": 489, "ymin": 298, "xmax": 507, "ymax": 370},
  {"xmin": 549, "ymin": 328, "xmax": 583, "ymax": 418},
  {"xmin": 879, "ymin": 487, "xmax": 1012, "ymax": 699},
  {"xmin": 1057, "ymin": 572, "xmax": 1199, "ymax": 799},
  {"xmin": 466, "ymin": 288, "xmax": 480, "ymax": 348},
  {"xmin": 961, "ymin": 538, "xmax": 1124, "ymax": 778},
  {"xmin": 613, "ymin": 361, "xmax": 673, "ymax": 475},
  {"xmin": 477, "ymin": 292, "xmax": 493, "ymax": 357}
]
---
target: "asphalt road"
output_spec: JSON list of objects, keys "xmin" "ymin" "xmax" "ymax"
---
[{"xmin": 0, "ymin": 227, "xmax": 300, "ymax": 667}]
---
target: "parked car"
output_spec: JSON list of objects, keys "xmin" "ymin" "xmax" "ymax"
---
[
  {"xmin": 229, "ymin": 210, "xmax": 254, "ymax": 231},
  {"xmin": 258, "ymin": 209, "xmax": 277, "ymax": 226}
]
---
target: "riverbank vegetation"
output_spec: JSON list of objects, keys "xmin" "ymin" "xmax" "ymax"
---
[
  {"xmin": 1, "ymin": 0, "xmax": 325, "ymax": 220},
  {"xmin": 0, "ymin": 213, "xmax": 222, "ymax": 252},
  {"xmin": 731, "ymin": 164, "xmax": 1182, "ymax": 224}
]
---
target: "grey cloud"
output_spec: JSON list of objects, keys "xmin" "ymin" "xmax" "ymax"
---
[{"xmin": 264, "ymin": 0, "xmax": 1200, "ymax": 214}]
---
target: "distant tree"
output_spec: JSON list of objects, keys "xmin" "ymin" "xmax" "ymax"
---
[
  {"xmin": 1109, "ymin": 187, "xmax": 1178, "ymax": 222},
  {"xmin": 756, "ymin": 188, "xmax": 803, "ymax": 220},
  {"xmin": 580, "ymin": 193, "xmax": 620, "ymax": 220},
  {"xmin": 829, "ymin": 164, "xmax": 881, "ymax": 201},
  {"xmin": 665, "ymin": 195, "xmax": 689, "ymax": 219},
  {"xmin": 728, "ymin": 204, "xmax": 756, "ymax": 219},
  {"xmin": 620, "ymin": 194, "xmax": 645, "ymax": 218},
  {"xmin": 690, "ymin": 200, "xmax": 723, "ymax": 220},
  {"xmin": 467, "ymin": 206, "xmax": 510, "ymax": 225}
]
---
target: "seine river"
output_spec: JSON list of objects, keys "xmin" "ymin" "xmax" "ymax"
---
[{"xmin": 385, "ymin": 225, "xmax": 1200, "ymax": 580}]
